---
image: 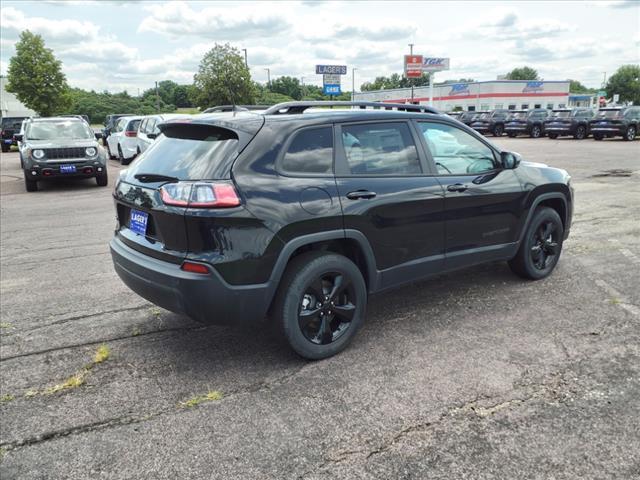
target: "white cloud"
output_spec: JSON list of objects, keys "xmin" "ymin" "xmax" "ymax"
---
[
  {"xmin": 0, "ymin": 6, "xmax": 100, "ymax": 43},
  {"xmin": 138, "ymin": 1, "xmax": 290, "ymax": 40}
]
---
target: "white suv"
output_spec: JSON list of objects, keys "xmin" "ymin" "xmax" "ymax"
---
[
  {"xmin": 106, "ymin": 116, "xmax": 142, "ymax": 165},
  {"xmin": 137, "ymin": 114, "xmax": 190, "ymax": 154}
]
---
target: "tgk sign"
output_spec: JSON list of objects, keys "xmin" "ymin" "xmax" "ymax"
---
[
  {"xmin": 522, "ymin": 81, "xmax": 544, "ymax": 93},
  {"xmin": 449, "ymin": 83, "xmax": 470, "ymax": 96},
  {"xmin": 422, "ymin": 57, "xmax": 450, "ymax": 72}
]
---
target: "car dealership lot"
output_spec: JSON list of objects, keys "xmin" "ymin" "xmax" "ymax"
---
[{"xmin": 1, "ymin": 138, "xmax": 639, "ymax": 479}]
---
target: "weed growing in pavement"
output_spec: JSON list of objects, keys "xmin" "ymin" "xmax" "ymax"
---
[
  {"xmin": 0, "ymin": 394, "xmax": 15, "ymax": 403},
  {"xmin": 34, "ymin": 344, "xmax": 111, "ymax": 397},
  {"xmin": 0, "ymin": 322, "xmax": 13, "ymax": 329},
  {"xmin": 179, "ymin": 391, "xmax": 223, "ymax": 408}
]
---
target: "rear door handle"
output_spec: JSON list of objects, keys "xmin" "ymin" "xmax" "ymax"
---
[
  {"xmin": 346, "ymin": 190, "xmax": 377, "ymax": 200},
  {"xmin": 446, "ymin": 183, "xmax": 468, "ymax": 193}
]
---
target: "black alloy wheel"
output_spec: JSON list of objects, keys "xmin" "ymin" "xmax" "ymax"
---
[
  {"xmin": 298, "ymin": 272, "xmax": 356, "ymax": 345},
  {"xmin": 574, "ymin": 125, "xmax": 587, "ymax": 140},
  {"xmin": 509, "ymin": 207, "xmax": 563, "ymax": 280},
  {"xmin": 624, "ymin": 125, "xmax": 636, "ymax": 141},
  {"xmin": 273, "ymin": 251, "xmax": 367, "ymax": 360},
  {"xmin": 493, "ymin": 124, "xmax": 504, "ymax": 137},
  {"xmin": 530, "ymin": 221, "xmax": 560, "ymax": 272}
]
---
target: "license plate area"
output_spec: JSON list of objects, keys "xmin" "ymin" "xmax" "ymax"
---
[
  {"xmin": 60, "ymin": 165, "xmax": 77, "ymax": 174},
  {"xmin": 129, "ymin": 209, "xmax": 148, "ymax": 236}
]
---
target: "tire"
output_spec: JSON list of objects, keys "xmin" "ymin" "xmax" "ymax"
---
[
  {"xmin": 1, "ymin": 144, "xmax": 9, "ymax": 153},
  {"xmin": 548, "ymin": 133, "xmax": 558, "ymax": 139},
  {"xmin": 493, "ymin": 124, "xmax": 504, "ymax": 137},
  {"xmin": 573, "ymin": 125, "xmax": 587, "ymax": 140},
  {"xmin": 118, "ymin": 146, "xmax": 128, "ymax": 166},
  {"xmin": 96, "ymin": 171, "xmax": 108, "ymax": 187},
  {"xmin": 530, "ymin": 125, "xmax": 542, "ymax": 138},
  {"xmin": 106, "ymin": 141, "xmax": 115, "ymax": 159},
  {"xmin": 507, "ymin": 132, "xmax": 517, "ymax": 138},
  {"xmin": 509, "ymin": 207, "xmax": 564, "ymax": 280},
  {"xmin": 624, "ymin": 125, "xmax": 636, "ymax": 141},
  {"xmin": 24, "ymin": 174, "xmax": 38, "ymax": 192},
  {"xmin": 593, "ymin": 133, "xmax": 604, "ymax": 141},
  {"xmin": 272, "ymin": 251, "xmax": 367, "ymax": 360}
]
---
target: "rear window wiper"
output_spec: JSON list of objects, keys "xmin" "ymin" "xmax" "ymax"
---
[{"xmin": 134, "ymin": 173, "xmax": 180, "ymax": 183}]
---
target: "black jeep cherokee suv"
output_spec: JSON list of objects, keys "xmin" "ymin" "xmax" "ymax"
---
[
  {"xmin": 110, "ymin": 101, "xmax": 573, "ymax": 360},
  {"xmin": 469, "ymin": 109, "xmax": 509, "ymax": 136},
  {"xmin": 1, "ymin": 116, "xmax": 29, "ymax": 152},
  {"xmin": 544, "ymin": 108, "xmax": 594, "ymax": 139},
  {"xmin": 459, "ymin": 110, "xmax": 484, "ymax": 126},
  {"xmin": 589, "ymin": 106, "xmax": 640, "ymax": 141},
  {"xmin": 505, "ymin": 108, "xmax": 549, "ymax": 138}
]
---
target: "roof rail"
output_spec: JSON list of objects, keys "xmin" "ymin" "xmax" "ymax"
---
[
  {"xmin": 202, "ymin": 105, "xmax": 271, "ymax": 113},
  {"xmin": 263, "ymin": 101, "xmax": 440, "ymax": 115}
]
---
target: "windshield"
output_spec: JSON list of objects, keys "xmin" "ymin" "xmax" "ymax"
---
[
  {"xmin": 127, "ymin": 125, "xmax": 239, "ymax": 180},
  {"xmin": 26, "ymin": 121, "xmax": 94, "ymax": 141},
  {"xmin": 509, "ymin": 112, "xmax": 526, "ymax": 120},
  {"xmin": 479, "ymin": 113, "xmax": 490, "ymax": 119},
  {"xmin": 552, "ymin": 111, "xmax": 571, "ymax": 118},
  {"xmin": 597, "ymin": 110, "xmax": 621, "ymax": 119}
]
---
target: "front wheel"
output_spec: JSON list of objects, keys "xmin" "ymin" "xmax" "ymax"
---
[
  {"xmin": 574, "ymin": 125, "xmax": 587, "ymax": 140},
  {"xmin": 96, "ymin": 171, "xmax": 108, "ymax": 186},
  {"xmin": 1, "ymin": 144, "xmax": 9, "ymax": 153},
  {"xmin": 624, "ymin": 125, "xmax": 636, "ymax": 141},
  {"xmin": 493, "ymin": 124, "xmax": 504, "ymax": 137},
  {"xmin": 24, "ymin": 174, "xmax": 38, "ymax": 192},
  {"xmin": 272, "ymin": 251, "xmax": 367, "ymax": 360},
  {"xmin": 530, "ymin": 125, "xmax": 542, "ymax": 138},
  {"xmin": 509, "ymin": 207, "xmax": 564, "ymax": 280}
]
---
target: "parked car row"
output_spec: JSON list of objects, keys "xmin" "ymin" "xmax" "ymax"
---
[
  {"xmin": 446, "ymin": 106, "xmax": 640, "ymax": 141},
  {"xmin": 102, "ymin": 113, "xmax": 191, "ymax": 165}
]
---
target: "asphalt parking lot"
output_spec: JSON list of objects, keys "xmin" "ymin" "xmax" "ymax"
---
[{"xmin": 1, "ymin": 137, "xmax": 639, "ymax": 479}]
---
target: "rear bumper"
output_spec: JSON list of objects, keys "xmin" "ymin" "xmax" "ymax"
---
[
  {"xmin": 110, "ymin": 236, "xmax": 271, "ymax": 325},
  {"xmin": 505, "ymin": 124, "xmax": 527, "ymax": 133},
  {"xmin": 590, "ymin": 125, "xmax": 624, "ymax": 135},
  {"xmin": 545, "ymin": 124, "xmax": 574, "ymax": 134}
]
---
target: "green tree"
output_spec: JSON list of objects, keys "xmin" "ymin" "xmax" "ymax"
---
[
  {"xmin": 569, "ymin": 79, "xmax": 595, "ymax": 93},
  {"xmin": 5, "ymin": 30, "xmax": 70, "ymax": 116},
  {"xmin": 360, "ymin": 73, "xmax": 430, "ymax": 91},
  {"xmin": 192, "ymin": 43, "xmax": 254, "ymax": 108},
  {"xmin": 269, "ymin": 76, "xmax": 303, "ymax": 100},
  {"xmin": 505, "ymin": 66, "xmax": 539, "ymax": 80},
  {"xmin": 605, "ymin": 65, "xmax": 640, "ymax": 105},
  {"xmin": 172, "ymin": 84, "xmax": 192, "ymax": 108}
]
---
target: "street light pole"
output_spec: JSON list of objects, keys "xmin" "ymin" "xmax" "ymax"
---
[
  {"xmin": 300, "ymin": 76, "xmax": 305, "ymax": 98},
  {"xmin": 351, "ymin": 68, "xmax": 357, "ymax": 102},
  {"xmin": 408, "ymin": 43, "xmax": 414, "ymax": 55},
  {"xmin": 264, "ymin": 68, "xmax": 271, "ymax": 88},
  {"xmin": 242, "ymin": 48, "xmax": 248, "ymax": 68}
]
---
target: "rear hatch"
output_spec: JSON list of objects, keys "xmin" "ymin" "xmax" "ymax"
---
[
  {"xmin": 591, "ymin": 109, "xmax": 623, "ymax": 126},
  {"xmin": 546, "ymin": 111, "xmax": 572, "ymax": 126},
  {"xmin": 1, "ymin": 118, "xmax": 25, "ymax": 140},
  {"xmin": 113, "ymin": 115, "xmax": 264, "ymax": 264}
]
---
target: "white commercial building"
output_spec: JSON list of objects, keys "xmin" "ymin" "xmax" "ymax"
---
[
  {"xmin": 1, "ymin": 76, "xmax": 36, "ymax": 118},
  {"xmin": 354, "ymin": 80, "xmax": 570, "ymax": 112}
]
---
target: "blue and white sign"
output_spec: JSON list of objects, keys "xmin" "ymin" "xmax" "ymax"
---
[
  {"xmin": 323, "ymin": 84, "xmax": 341, "ymax": 95},
  {"xmin": 316, "ymin": 65, "xmax": 347, "ymax": 75},
  {"xmin": 422, "ymin": 57, "xmax": 450, "ymax": 72},
  {"xmin": 522, "ymin": 81, "xmax": 544, "ymax": 93}
]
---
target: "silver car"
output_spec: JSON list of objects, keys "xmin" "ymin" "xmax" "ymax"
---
[{"xmin": 17, "ymin": 117, "xmax": 107, "ymax": 192}]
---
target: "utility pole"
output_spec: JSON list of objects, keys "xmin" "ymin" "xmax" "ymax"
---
[
  {"xmin": 264, "ymin": 68, "xmax": 271, "ymax": 89},
  {"xmin": 408, "ymin": 43, "xmax": 414, "ymax": 55},
  {"xmin": 300, "ymin": 76, "xmax": 305, "ymax": 98},
  {"xmin": 602, "ymin": 71, "xmax": 607, "ymax": 89},
  {"xmin": 351, "ymin": 68, "xmax": 357, "ymax": 102},
  {"xmin": 242, "ymin": 48, "xmax": 248, "ymax": 68},
  {"xmin": 155, "ymin": 81, "xmax": 160, "ymax": 112}
]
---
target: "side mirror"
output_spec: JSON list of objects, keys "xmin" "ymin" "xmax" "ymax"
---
[
  {"xmin": 500, "ymin": 151, "xmax": 521, "ymax": 169},
  {"xmin": 14, "ymin": 134, "xmax": 23, "ymax": 142},
  {"xmin": 147, "ymin": 132, "xmax": 158, "ymax": 140},
  {"xmin": 94, "ymin": 132, "xmax": 103, "ymax": 139}
]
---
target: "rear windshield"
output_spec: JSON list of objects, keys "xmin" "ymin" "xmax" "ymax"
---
[
  {"xmin": 127, "ymin": 125, "xmax": 239, "ymax": 180},
  {"xmin": 552, "ymin": 111, "xmax": 571, "ymax": 118},
  {"xmin": 25, "ymin": 121, "xmax": 94, "ymax": 140},
  {"xmin": 126, "ymin": 120, "xmax": 141, "ymax": 132},
  {"xmin": 509, "ymin": 112, "xmax": 526, "ymax": 119},
  {"xmin": 479, "ymin": 113, "xmax": 490, "ymax": 119},
  {"xmin": 597, "ymin": 110, "xmax": 621, "ymax": 118},
  {"xmin": 2, "ymin": 119, "xmax": 24, "ymax": 130}
]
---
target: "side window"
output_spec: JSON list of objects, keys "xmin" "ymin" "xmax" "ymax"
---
[
  {"xmin": 140, "ymin": 118, "xmax": 148, "ymax": 133},
  {"xmin": 281, "ymin": 126, "xmax": 333, "ymax": 174},
  {"xmin": 418, "ymin": 122, "xmax": 497, "ymax": 175},
  {"xmin": 147, "ymin": 119, "xmax": 157, "ymax": 134},
  {"xmin": 340, "ymin": 122, "xmax": 421, "ymax": 175}
]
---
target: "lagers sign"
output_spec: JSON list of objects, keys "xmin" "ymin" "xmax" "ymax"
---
[{"xmin": 316, "ymin": 65, "xmax": 347, "ymax": 95}]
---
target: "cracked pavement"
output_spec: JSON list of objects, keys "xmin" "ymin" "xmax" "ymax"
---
[{"xmin": 1, "ymin": 137, "xmax": 639, "ymax": 479}]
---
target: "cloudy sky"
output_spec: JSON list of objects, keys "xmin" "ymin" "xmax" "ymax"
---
[{"xmin": 1, "ymin": 0, "xmax": 639, "ymax": 94}]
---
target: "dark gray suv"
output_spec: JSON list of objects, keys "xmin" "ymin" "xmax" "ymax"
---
[{"xmin": 17, "ymin": 117, "xmax": 108, "ymax": 192}]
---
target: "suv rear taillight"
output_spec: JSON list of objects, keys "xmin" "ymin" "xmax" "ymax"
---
[
  {"xmin": 125, "ymin": 131, "xmax": 137, "ymax": 137},
  {"xmin": 160, "ymin": 182, "xmax": 240, "ymax": 208}
]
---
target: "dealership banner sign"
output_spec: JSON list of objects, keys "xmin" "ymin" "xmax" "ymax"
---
[
  {"xmin": 404, "ymin": 56, "xmax": 450, "ymax": 76},
  {"xmin": 422, "ymin": 57, "xmax": 450, "ymax": 72}
]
